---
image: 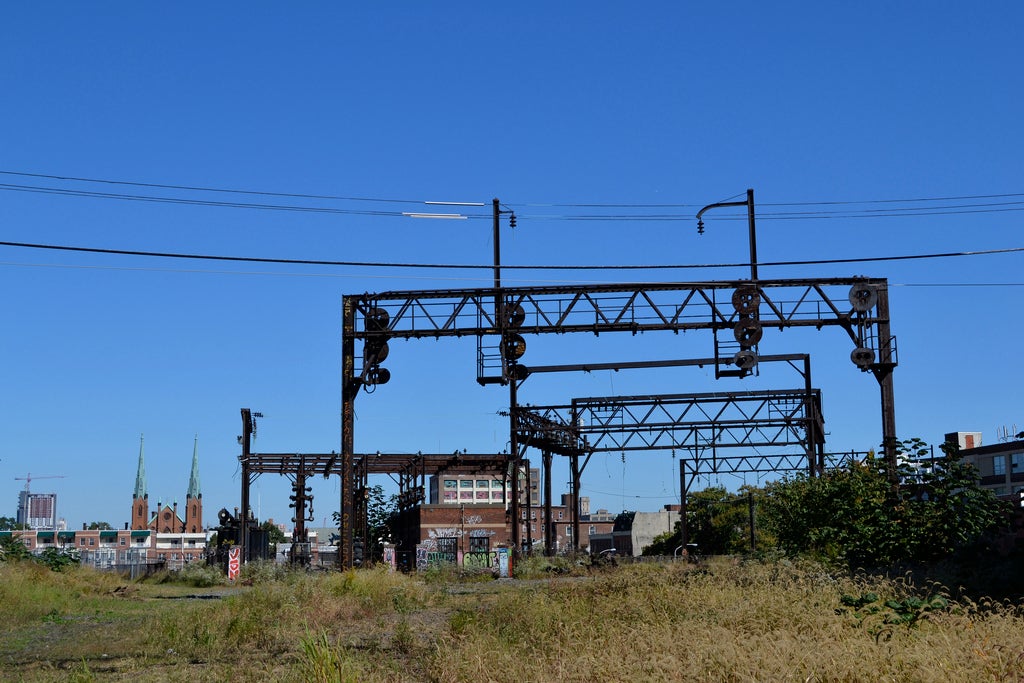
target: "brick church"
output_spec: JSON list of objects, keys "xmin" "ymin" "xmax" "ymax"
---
[{"xmin": 130, "ymin": 434, "xmax": 203, "ymax": 533}]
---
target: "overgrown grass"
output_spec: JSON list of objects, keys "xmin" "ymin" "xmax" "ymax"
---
[{"xmin": 3, "ymin": 557, "xmax": 1024, "ymax": 681}]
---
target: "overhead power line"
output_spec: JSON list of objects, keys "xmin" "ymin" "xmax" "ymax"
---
[
  {"xmin": 0, "ymin": 183, "xmax": 423, "ymax": 218},
  {"xmin": 2, "ymin": 169, "xmax": 1023, "ymax": 222},
  {"xmin": 0, "ymin": 170, "xmax": 423, "ymax": 204},
  {"xmin": 1, "ymin": 239, "xmax": 1021, "ymax": 271}
]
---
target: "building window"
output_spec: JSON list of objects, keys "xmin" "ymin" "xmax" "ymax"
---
[
  {"xmin": 443, "ymin": 491, "xmax": 457, "ymax": 501},
  {"xmin": 89, "ymin": 538, "xmax": 95, "ymax": 546},
  {"xmin": 475, "ymin": 491, "xmax": 489, "ymax": 500},
  {"xmin": 589, "ymin": 525, "xmax": 596, "ymax": 535},
  {"xmin": 1011, "ymin": 453, "xmax": 1024, "ymax": 472},
  {"xmin": 469, "ymin": 536, "xmax": 489, "ymax": 553},
  {"xmin": 558, "ymin": 511, "xmax": 563, "ymax": 519},
  {"xmin": 444, "ymin": 480, "xmax": 457, "ymax": 490},
  {"xmin": 460, "ymin": 492, "xmax": 473, "ymax": 500},
  {"xmin": 436, "ymin": 537, "xmax": 457, "ymax": 562},
  {"xmin": 994, "ymin": 455, "xmax": 1007, "ymax": 476},
  {"xmin": 120, "ymin": 538, "xmax": 126, "ymax": 546},
  {"xmin": 491, "ymin": 480, "xmax": 503, "ymax": 488},
  {"xmin": 460, "ymin": 480, "xmax": 473, "ymax": 489}
]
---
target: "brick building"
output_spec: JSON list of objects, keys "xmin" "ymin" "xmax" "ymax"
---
[{"xmin": 2, "ymin": 436, "xmax": 208, "ymax": 570}]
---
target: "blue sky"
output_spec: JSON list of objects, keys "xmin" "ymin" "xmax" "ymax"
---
[{"xmin": 1, "ymin": 3, "xmax": 1021, "ymax": 530}]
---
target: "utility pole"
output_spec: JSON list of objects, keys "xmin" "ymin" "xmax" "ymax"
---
[{"xmin": 239, "ymin": 408, "xmax": 252, "ymax": 564}]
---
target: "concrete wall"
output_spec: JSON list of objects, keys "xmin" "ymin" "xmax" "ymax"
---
[{"xmin": 630, "ymin": 509, "xmax": 679, "ymax": 556}]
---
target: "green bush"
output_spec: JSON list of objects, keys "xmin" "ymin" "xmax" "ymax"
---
[{"xmin": 760, "ymin": 438, "xmax": 1010, "ymax": 568}]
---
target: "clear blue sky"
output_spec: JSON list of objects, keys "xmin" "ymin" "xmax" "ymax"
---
[{"xmin": 1, "ymin": 3, "xmax": 1021, "ymax": 530}]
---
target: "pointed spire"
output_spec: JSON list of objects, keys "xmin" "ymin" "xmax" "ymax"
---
[
  {"xmin": 134, "ymin": 434, "xmax": 147, "ymax": 499},
  {"xmin": 187, "ymin": 434, "xmax": 201, "ymax": 499}
]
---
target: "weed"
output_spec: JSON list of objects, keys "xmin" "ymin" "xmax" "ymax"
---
[
  {"xmin": 298, "ymin": 629, "xmax": 363, "ymax": 683},
  {"xmin": 392, "ymin": 618, "xmax": 415, "ymax": 655},
  {"xmin": 448, "ymin": 608, "xmax": 476, "ymax": 636},
  {"xmin": 5, "ymin": 557, "xmax": 1024, "ymax": 681}
]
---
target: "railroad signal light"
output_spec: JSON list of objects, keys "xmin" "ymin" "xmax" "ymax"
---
[{"xmin": 363, "ymin": 307, "xmax": 392, "ymax": 386}]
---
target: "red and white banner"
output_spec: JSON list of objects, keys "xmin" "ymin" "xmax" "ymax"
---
[{"xmin": 227, "ymin": 546, "xmax": 241, "ymax": 581}]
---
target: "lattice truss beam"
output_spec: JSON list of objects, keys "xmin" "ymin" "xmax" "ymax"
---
[
  {"xmin": 242, "ymin": 452, "xmax": 507, "ymax": 479},
  {"xmin": 241, "ymin": 451, "xmax": 511, "ymax": 514},
  {"xmin": 348, "ymin": 277, "xmax": 888, "ymax": 342},
  {"xmin": 512, "ymin": 388, "xmax": 827, "ymax": 477},
  {"xmin": 345, "ymin": 277, "xmax": 895, "ymax": 390}
]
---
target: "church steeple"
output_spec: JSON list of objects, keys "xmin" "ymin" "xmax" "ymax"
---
[
  {"xmin": 184, "ymin": 435, "xmax": 203, "ymax": 533},
  {"xmin": 134, "ymin": 434, "xmax": 147, "ymax": 499},
  {"xmin": 187, "ymin": 435, "xmax": 201, "ymax": 499},
  {"xmin": 131, "ymin": 434, "xmax": 150, "ymax": 530}
]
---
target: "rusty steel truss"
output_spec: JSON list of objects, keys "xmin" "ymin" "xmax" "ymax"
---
[
  {"xmin": 234, "ymin": 414, "xmax": 513, "ymax": 564},
  {"xmin": 509, "ymin": 384, "xmax": 831, "ymax": 554},
  {"xmin": 335, "ymin": 277, "xmax": 898, "ymax": 568}
]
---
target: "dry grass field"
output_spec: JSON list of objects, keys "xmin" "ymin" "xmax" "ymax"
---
[{"xmin": 2, "ymin": 556, "xmax": 1023, "ymax": 682}]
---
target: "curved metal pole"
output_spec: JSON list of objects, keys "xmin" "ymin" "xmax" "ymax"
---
[{"xmin": 696, "ymin": 188, "xmax": 758, "ymax": 281}]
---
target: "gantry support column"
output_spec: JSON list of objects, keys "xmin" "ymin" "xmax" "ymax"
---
[
  {"xmin": 875, "ymin": 286, "xmax": 899, "ymax": 478},
  {"xmin": 239, "ymin": 408, "xmax": 252, "ymax": 564},
  {"xmin": 340, "ymin": 297, "xmax": 357, "ymax": 569},
  {"xmin": 570, "ymin": 452, "xmax": 581, "ymax": 553},
  {"xmin": 543, "ymin": 449, "xmax": 553, "ymax": 556}
]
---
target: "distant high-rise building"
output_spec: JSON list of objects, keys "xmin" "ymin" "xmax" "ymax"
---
[{"xmin": 17, "ymin": 491, "xmax": 57, "ymax": 529}]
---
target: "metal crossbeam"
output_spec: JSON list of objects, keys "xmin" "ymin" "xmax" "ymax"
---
[
  {"xmin": 517, "ymin": 389, "xmax": 823, "ymax": 456},
  {"xmin": 242, "ymin": 452, "xmax": 507, "ymax": 478},
  {"xmin": 348, "ymin": 278, "xmax": 887, "ymax": 345}
]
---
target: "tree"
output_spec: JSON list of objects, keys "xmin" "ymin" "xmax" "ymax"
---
[
  {"xmin": 260, "ymin": 520, "xmax": 286, "ymax": 555},
  {"xmin": 762, "ymin": 457, "xmax": 899, "ymax": 565},
  {"xmin": 0, "ymin": 533, "xmax": 32, "ymax": 561},
  {"xmin": 0, "ymin": 516, "xmax": 26, "ymax": 531},
  {"xmin": 760, "ymin": 438, "xmax": 1009, "ymax": 567},
  {"xmin": 36, "ymin": 546, "xmax": 80, "ymax": 572},
  {"xmin": 332, "ymin": 484, "xmax": 398, "ymax": 564},
  {"xmin": 894, "ymin": 437, "xmax": 1009, "ymax": 561},
  {"xmin": 642, "ymin": 486, "xmax": 771, "ymax": 557},
  {"xmin": 87, "ymin": 521, "xmax": 113, "ymax": 530}
]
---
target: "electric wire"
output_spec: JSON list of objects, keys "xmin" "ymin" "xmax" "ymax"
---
[
  {"xmin": 5, "ymin": 261, "xmax": 1022, "ymax": 289},
  {"xmin": 1, "ymin": 239, "xmax": 1020, "ymax": 272},
  {"xmin": 3, "ymin": 169, "xmax": 1024, "ymax": 222},
  {"xmin": 0, "ymin": 183, "xmax": 419, "ymax": 218},
  {"xmin": 0, "ymin": 169, "xmax": 423, "ymax": 204}
]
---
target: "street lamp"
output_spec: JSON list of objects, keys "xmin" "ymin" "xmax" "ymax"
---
[{"xmin": 696, "ymin": 188, "xmax": 759, "ymax": 282}]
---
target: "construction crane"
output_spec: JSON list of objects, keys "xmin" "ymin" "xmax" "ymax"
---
[{"xmin": 14, "ymin": 473, "xmax": 66, "ymax": 494}]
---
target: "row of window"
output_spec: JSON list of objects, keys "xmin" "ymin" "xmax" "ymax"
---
[
  {"xmin": 442, "ymin": 491, "xmax": 506, "ymax": 501},
  {"xmin": 992, "ymin": 453, "xmax": 1024, "ymax": 476},
  {"xmin": 520, "ymin": 510, "xmax": 564, "ymax": 520},
  {"xmin": 517, "ymin": 523, "xmax": 575, "ymax": 537},
  {"xmin": 435, "ymin": 537, "xmax": 491, "ymax": 553},
  {"xmin": 991, "ymin": 485, "xmax": 1024, "ymax": 496},
  {"xmin": 443, "ymin": 479, "xmax": 507, "ymax": 490}
]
